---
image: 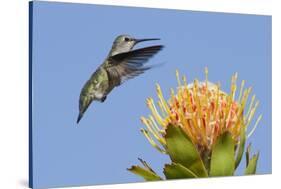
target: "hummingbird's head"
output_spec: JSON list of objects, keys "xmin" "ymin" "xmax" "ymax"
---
[{"xmin": 109, "ymin": 35, "xmax": 160, "ymax": 56}]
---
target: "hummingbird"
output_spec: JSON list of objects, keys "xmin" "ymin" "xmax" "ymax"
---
[{"xmin": 77, "ymin": 34, "xmax": 164, "ymax": 123}]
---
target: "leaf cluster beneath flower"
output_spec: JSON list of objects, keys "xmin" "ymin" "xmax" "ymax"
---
[{"xmin": 128, "ymin": 125, "xmax": 259, "ymax": 180}]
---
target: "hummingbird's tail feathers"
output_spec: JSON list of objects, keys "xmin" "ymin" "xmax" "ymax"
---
[
  {"xmin": 77, "ymin": 95, "xmax": 93, "ymax": 124},
  {"xmin": 77, "ymin": 112, "xmax": 84, "ymax": 124}
]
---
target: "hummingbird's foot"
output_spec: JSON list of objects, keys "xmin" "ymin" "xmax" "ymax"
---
[{"xmin": 101, "ymin": 96, "xmax": 107, "ymax": 102}]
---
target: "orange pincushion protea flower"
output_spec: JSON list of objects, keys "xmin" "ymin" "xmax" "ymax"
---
[{"xmin": 141, "ymin": 68, "xmax": 262, "ymax": 154}]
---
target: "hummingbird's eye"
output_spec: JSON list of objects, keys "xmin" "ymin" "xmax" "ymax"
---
[{"xmin": 124, "ymin": 37, "xmax": 130, "ymax": 42}]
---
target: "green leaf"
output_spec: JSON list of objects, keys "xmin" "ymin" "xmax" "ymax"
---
[
  {"xmin": 245, "ymin": 152, "xmax": 259, "ymax": 175},
  {"xmin": 137, "ymin": 158, "xmax": 158, "ymax": 175},
  {"xmin": 127, "ymin": 165, "xmax": 162, "ymax": 181},
  {"xmin": 210, "ymin": 132, "xmax": 235, "ymax": 176},
  {"xmin": 164, "ymin": 163, "xmax": 198, "ymax": 179},
  {"xmin": 235, "ymin": 126, "xmax": 246, "ymax": 169},
  {"xmin": 246, "ymin": 143, "xmax": 252, "ymax": 167},
  {"xmin": 165, "ymin": 125, "xmax": 208, "ymax": 177}
]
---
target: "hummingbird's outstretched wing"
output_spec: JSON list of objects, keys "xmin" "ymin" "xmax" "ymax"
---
[{"xmin": 105, "ymin": 45, "xmax": 164, "ymax": 86}]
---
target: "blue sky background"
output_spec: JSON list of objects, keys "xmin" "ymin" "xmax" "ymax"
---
[{"xmin": 31, "ymin": 1, "xmax": 272, "ymax": 188}]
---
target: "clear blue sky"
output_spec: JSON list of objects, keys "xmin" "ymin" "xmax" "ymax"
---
[{"xmin": 31, "ymin": 1, "xmax": 272, "ymax": 188}]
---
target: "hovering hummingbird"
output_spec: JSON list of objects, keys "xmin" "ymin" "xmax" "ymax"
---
[{"xmin": 77, "ymin": 34, "xmax": 164, "ymax": 123}]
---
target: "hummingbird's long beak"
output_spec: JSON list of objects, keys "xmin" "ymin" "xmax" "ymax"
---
[{"xmin": 135, "ymin": 38, "xmax": 160, "ymax": 44}]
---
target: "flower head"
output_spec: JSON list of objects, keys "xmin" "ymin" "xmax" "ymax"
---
[{"xmin": 141, "ymin": 68, "xmax": 262, "ymax": 155}]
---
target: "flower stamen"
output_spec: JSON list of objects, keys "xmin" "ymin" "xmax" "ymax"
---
[{"xmin": 140, "ymin": 69, "xmax": 261, "ymax": 153}]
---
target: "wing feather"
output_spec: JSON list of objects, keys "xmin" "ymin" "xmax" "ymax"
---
[{"xmin": 105, "ymin": 45, "xmax": 164, "ymax": 86}]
